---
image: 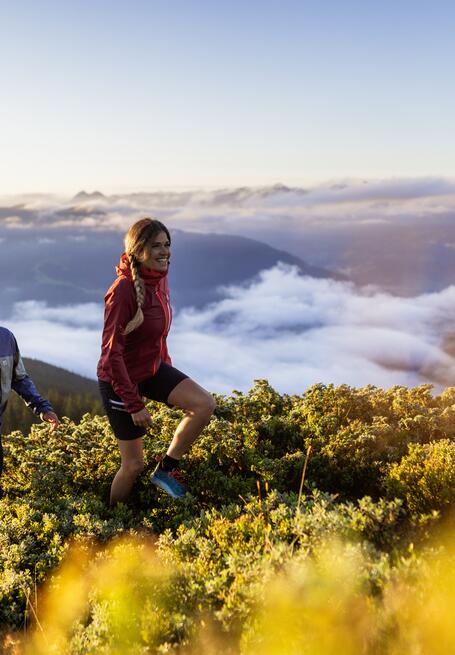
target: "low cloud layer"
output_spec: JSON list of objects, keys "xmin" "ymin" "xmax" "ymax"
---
[
  {"xmin": 1, "ymin": 176, "xmax": 455, "ymax": 235},
  {"xmin": 4, "ymin": 302, "xmax": 104, "ymax": 379},
  {"xmin": 3, "ymin": 265, "xmax": 454, "ymax": 394}
]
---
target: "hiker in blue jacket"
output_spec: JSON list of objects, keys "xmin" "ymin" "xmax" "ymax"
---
[{"xmin": 0, "ymin": 327, "xmax": 59, "ymax": 495}]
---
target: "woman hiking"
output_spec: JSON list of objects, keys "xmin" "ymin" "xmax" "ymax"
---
[{"xmin": 97, "ymin": 218, "xmax": 216, "ymax": 505}]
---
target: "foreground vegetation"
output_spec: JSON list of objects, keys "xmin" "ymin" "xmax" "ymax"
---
[{"xmin": 0, "ymin": 380, "xmax": 454, "ymax": 653}]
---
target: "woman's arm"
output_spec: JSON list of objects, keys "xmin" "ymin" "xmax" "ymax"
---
[{"xmin": 101, "ymin": 279, "xmax": 145, "ymax": 414}]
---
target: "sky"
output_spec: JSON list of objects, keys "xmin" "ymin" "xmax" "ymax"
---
[{"xmin": 1, "ymin": 0, "xmax": 455, "ymax": 194}]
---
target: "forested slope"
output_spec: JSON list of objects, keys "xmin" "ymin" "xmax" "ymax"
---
[{"xmin": 1, "ymin": 358, "xmax": 102, "ymax": 436}]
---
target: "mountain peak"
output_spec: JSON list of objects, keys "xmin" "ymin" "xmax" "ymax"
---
[{"xmin": 72, "ymin": 190, "xmax": 106, "ymax": 202}]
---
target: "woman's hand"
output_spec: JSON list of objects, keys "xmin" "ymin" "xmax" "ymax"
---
[{"xmin": 131, "ymin": 408, "xmax": 153, "ymax": 428}]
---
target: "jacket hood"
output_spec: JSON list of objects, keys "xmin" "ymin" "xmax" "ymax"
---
[{"xmin": 116, "ymin": 253, "xmax": 168, "ymax": 285}]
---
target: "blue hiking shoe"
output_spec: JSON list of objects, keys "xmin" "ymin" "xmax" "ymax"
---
[{"xmin": 150, "ymin": 465, "xmax": 188, "ymax": 499}]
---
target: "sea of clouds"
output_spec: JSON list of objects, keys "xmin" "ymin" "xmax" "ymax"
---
[
  {"xmin": 2, "ymin": 176, "xmax": 455, "ymax": 235},
  {"xmin": 3, "ymin": 263, "xmax": 454, "ymax": 394},
  {"xmin": 1, "ymin": 177, "xmax": 454, "ymax": 393}
]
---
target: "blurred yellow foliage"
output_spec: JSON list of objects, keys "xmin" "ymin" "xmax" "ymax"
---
[
  {"xmin": 24, "ymin": 538, "xmax": 172, "ymax": 655},
  {"xmin": 7, "ymin": 528, "xmax": 453, "ymax": 655}
]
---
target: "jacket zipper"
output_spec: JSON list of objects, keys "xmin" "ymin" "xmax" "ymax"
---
[{"xmin": 155, "ymin": 288, "xmax": 170, "ymax": 371}]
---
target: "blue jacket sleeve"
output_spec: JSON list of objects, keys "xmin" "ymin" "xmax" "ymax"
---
[{"xmin": 11, "ymin": 339, "xmax": 54, "ymax": 417}]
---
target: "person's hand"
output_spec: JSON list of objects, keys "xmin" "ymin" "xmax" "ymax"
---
[
  {"xmin": 131, "ymin": 408, "xmax": 153, "ymax": 428},
  {"xmin": 42, "ymin": 411, "xmax": 60, "ymax": 431}
]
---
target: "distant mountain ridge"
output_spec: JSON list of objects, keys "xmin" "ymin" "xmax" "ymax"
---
[
  {"xmin": 168, "ymin": 230, "xmax": 344, "ymax": 308},
  {"xmin": 72, "ymin": 190, "xmax": 106, "ymax": 202},
  {"xmin": 70, "ymin": 185, "xmax": 306, "ymax": 205},
  {"xmin": 3, "ymin": 180, "xmax": 452, "ymax": 297},
  {"xmin": 22, "ymin": 358, "xmax": 99, "ymax": 396},
  {"xmin": 0, "ymin": 227, "xmax": 343, "ymax": 315}
]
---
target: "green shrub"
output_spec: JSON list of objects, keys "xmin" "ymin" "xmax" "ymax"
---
[
  {"xmin": 385, "ymin": 439, "xmax": 455, "ymax": 514},
  {"xmin": 0, "ymin": 379, "xmax": 454, "ymax": 635}
]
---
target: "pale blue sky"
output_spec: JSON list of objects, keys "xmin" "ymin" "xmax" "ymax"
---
[{"xmin": 1, "ymin": 0, "xmax": 454, "ymax": 194}]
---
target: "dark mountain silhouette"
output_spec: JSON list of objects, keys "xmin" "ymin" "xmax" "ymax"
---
[
  {"xmin": 22, "ymin": 358, "xmax": 99, "ymax": 395},
  {"xmin": 0, "ymin": 228, "xmax": 342, "ymax": 316},
  {"xmin": 168, "ymin": 230, "xmax": 343, "ymax": 308}
]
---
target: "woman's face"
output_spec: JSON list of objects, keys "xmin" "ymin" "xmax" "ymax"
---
[{"xmin": 141, "ymin": 231, "xmax": 171, "ymax": 272}]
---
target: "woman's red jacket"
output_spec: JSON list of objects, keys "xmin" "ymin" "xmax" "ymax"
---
[{"xmin": 97, "ymin": 254, "xmax": 173, "ymax": 413}]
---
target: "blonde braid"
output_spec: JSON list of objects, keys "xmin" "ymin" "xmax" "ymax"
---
[
  {"xmin": 123, "ymin": 254, "xmax": 146, "ymax": 334},
  {"xmin": 121, "ymin": 217, "xmax": 171, "ymax": 335}
]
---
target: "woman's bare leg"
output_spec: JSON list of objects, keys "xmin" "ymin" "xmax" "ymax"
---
[
  {"xmin": 166, "ymin": 379, "xmax": 216, "ymax": 459},
  {"xmin": 110, "ymin": 437, "xmax": 144, "ymax": 506}
]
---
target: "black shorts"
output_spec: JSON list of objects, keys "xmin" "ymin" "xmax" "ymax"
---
[{"xmin": 98, "ymin": 362, "xmax": 189, "ymax": 441}]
